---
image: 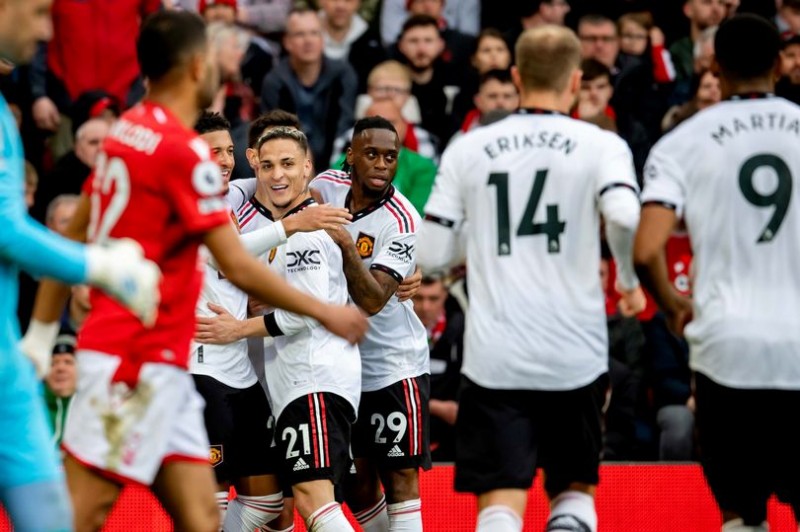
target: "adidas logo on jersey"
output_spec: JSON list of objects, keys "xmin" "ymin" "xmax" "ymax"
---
[
  {"xmin": 387, "ymin": 445, "xmax": 405, "ymax": 457},
  {"xmin": 293, "ymin": 458, "xmax": 310, "ymax": 471}
]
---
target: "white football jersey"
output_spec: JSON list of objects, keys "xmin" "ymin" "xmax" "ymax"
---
[
  {"xmin": 262, "ymin": 200, "xmax": 362, "ymax": 419},
  {"xmin": 423, "ymin": 110, "xmax": 639, "ymax": 391},
  {"xmin": 311, "ymin": 170, "xmax": 430, "ymax": 392},
  {"xmin": 189, "ymin": 195, "xmax": 257, "ymax": 389},
  {"xmin": 641, "ymin": 95, "xmax": 800, "ymax": 389}
]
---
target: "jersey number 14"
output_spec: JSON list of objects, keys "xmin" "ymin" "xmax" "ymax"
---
[{"xmin": 488, "ymin": 169, "xmax": 566, "ymax": 256}]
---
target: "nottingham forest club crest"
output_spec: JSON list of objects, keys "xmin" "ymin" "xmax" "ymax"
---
[
  {"xmin": 209, "ymin": 445, "xmax": 223, "ymax": 467},
  {"xmin": 356, "ymin": 232, "xmax": 375, "ymax": 259}
]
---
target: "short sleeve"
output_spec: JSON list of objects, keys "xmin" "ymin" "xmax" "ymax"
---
[
  {"xmin": 422, "ymin": 140, "xmax": 467, "ymax": 228},
  {"xmin": 162, "ymin": 139, "xmax": 230, "ymax": 235},
  {"xmin": 370, "ymin": 231, "xmax": 416, "ymax": 283},
  {"xmin": 640, "ymin": 139, "xmax": 687, "ymax": 216},
  {"xmin": 595, "ymin": 133, "xmax": 639, "ymax": 198},
  {"xmin": 227, "ymin": 178, "xmax": 257, "ymax": 212}
]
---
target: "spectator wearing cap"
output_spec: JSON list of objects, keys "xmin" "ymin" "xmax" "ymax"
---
[
  {"xmin": 260, "ymin": 7, "xmax": 358, "ymax": 171},
  {"xmin": 778, "ymin": 34, "xmax": 800, "ymax": 104},
  {"xmin": 44, "ymin": 335, "xmax": 77, "ymax": 448}
]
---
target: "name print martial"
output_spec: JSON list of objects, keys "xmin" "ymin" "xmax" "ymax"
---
[{"xmin": 710, "ymin": 112, "xmax": 800, "ymax": 145}]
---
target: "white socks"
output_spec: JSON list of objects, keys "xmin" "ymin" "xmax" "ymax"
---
[
  {"xmin": 223, "ymin": 492, "xmax": 283, "ymax": 531},
  {"xmin": 547, "ymin": 491, "xmax": 596, "ymax": 532},
  {"xmin": 306, "ymin": 502, "xmax": 354, "ymax": 532},
  {"xmin": 476, "ymin": 505, "xmax": 523, "ymax": 532},
  {"xmin": 387, "ymin": 499, "xmax": 423, "ymax": 531},
  {"xmin": 721, "ymin": 519, "xmax": 769, "ymax": 531},
  {"xmin": 216, "ymin": 491, "xmax": 229, "ymax": 530},
  {"xmin": 354, "ymin": 495, "xmax": 390, "ymax": 531}
]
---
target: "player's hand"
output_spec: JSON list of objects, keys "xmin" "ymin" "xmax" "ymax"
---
[
  {"xmin": 430, "ymin": 399, "xmax": 458, "ymax": 425},
  {"xmin": 32, "ymin": 96, "xmax": 60, "ymax": 132},
  {"xmin": 195, "ymin": 303, "xmax": 243, "ymax": 344},
  {"xmin": 616, "ymin": 282, "xmax": 646, "ymax": 317},
  {"xmin": 85, "ymin": 238, "xmax": 161, "ymax": 326},
  {"xmin": 396, "ymin": 266, "xmax": 422, "ymax": 302},
  {"xmin": 664, "ymin": 293, "xmax": 693, "ymax": 337},
  {"xmin": 248, "ymin": 296, "xmax": 270, "ymax": 316},
  {"xmin": 19, "ymin": 319, "xmax": 60, "ymax": 379},
  {"xmin": 325, "ymin": 225, "xmax": 354, "ymax": 248},
  {"xmin": 318, "ymin": 304, "xmax": 368, "ymax": 345},
  {"xmin": 283, "ymin": 203, "xmax": 352, "ymax": 235}
]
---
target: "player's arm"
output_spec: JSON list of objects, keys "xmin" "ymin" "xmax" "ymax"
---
[
  {"xmin": 417, "ymin": 215, "xmax": 460, "ymax": 272},
  {"xmin": 207, "ymin": 204, "xmax": 352, "ymax": 271},
  {"xmin": 327, "ymin": 225, "xmax": 400, "ymax": 315},
  {"xmin": 196, "ymin": 303, "xmax": 268, "ymax": 344},
  {"xmin": 204, "ymin": 223, "xmax": 366, "ymax": 343},
  {"xmin": 633, "ymin": 205, "xmax": 691, "ymax": 331},
  {"xmin": 416, "ymin": 142, "xmax": 466, "ymax": 272},
  {"xmin": 634, "ymin": 147, "xmax": 693, "ymax": 333}
]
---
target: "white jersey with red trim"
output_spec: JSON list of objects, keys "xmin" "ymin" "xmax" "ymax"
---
[
  {"xmin": 262, "ymin": 198, "xmax": 362, "ymax": 419},
  {"xmin": 642, "ymin": 96, "xmax": 800, "ymax": 389},
  {"xmin": 310, "ymin": 170, "xmax": 429, "ymax": 392}
]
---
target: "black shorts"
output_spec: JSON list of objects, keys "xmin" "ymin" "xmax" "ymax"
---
[
  {"xmin": 454, "ymin": 374, "xmax": 607, "ymax": 496},
  {"xmin": 352, "ymin": 374, "xmax": 432, "ymax": 471},
  {"xmin": 275, "ymin": 392, "xmax": 355, "ymax": 487},
  {"xmin": 193, "ymin": 375, "xmax": 275, "ymax": 483},
  {"xmin": 695, "ymin": 372, "xmax": 800, "ymax": 525}
]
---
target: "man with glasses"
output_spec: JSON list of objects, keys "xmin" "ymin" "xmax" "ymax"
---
[{"xmin": 260, "ymin": 6, "xmax": 358, "ymax": 171}]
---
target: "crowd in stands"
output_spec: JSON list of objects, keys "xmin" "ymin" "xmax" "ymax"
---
[{"xmin": 6, "ymin": 0, "xmax": 800, "ymax": 464}]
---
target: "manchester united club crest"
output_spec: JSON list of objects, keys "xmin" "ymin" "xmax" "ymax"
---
[
  {"xmin": 209, "ymin": 445, "xmax": 223, "ymax": 467},
  {"xmin": 268, "ymin": 247, "xmax": 277, "ymax": 264},
  {"xmin": 356, "ymin": 232, "xmax": 375, "ymax": 259}
]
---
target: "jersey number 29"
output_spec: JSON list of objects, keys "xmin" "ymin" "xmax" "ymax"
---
[{"xmin": 488, "ymin": 169, "xmax": 566, "ymax": 256}]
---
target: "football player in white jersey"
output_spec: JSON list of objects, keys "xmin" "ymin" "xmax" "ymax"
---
[
  {"xmin": 418, "ymin": 26, "xmax": 644, "ymax": 532},
  {"xmin": 200, "ymin": 127, "xmax": 362, "ymax": 532},
  {"xmin": 309, "ymin": 117, "xmax": 430, "ymax": 532},
  {"xmin": 191, "ymin": 112, "xmax": 353, "ymax": 531},
  {"xmin": 635, "ymin": 14, "xmax": 800, "ymax": 531}
]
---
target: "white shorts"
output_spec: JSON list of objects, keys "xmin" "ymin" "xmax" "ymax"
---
[{"xmin": 62, "ymin": 351, "xmax": 209, "ymax": 485}]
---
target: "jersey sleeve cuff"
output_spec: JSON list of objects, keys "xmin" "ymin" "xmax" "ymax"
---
[
  {"xmin": 263, "ymin": 313, "xmax": 285, "ymax": 337},
  {"xmin": 642, "ymin": 200, "xmax": 678, "ymax": 210},
  {"xmin": 423, "ymin": 213, "xmax": 457, "ymax": 228},
  {"xmin": 369, "ymin": 263, "xmax": 404, "ymax": 283}
]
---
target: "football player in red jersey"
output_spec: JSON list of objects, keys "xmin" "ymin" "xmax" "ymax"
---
[{"xmin": 29, "ymin": 11, "xmax": 367, "ymax": 531}]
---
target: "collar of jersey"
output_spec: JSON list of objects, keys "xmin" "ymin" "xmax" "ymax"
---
[
  {"xmin": 517, "ymin": 107, "xmax": 567, "ymax": 117},
  {"xmin": 726, "ymin": 92, "xmax": 774, "ymax": 101},
  {"xmin": 281, "ymin": 197, "xmax": 317, "ymax": 219},
  {"xmin": 249, "ymin": 195, "xmax": 274, "ymax": 220},
  {"xmin": 345, "ymin": 185, "xmax": 396, "ymax": 221}
]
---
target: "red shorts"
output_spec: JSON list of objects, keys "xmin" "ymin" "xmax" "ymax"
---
[{"xmin": 62, "ymin": 351, "xmax": 209, "ymax": 485}]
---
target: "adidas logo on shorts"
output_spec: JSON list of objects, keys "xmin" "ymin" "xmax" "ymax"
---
[
  {"xmin": 293, "ymin": 458, "xmax": 310, "ymax": 471},
  {"xmin": 387, "ymin": 445, "xmax": 405, "ymax": 457}
]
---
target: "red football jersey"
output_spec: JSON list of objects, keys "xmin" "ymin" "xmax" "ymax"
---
[
  {"xmin": 605, "ymin": 232, "xmax": 693, "ymax": 320},
  {"xmin": 78, "ymin": 102, "xmax": 229, "ymax": 381}
]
